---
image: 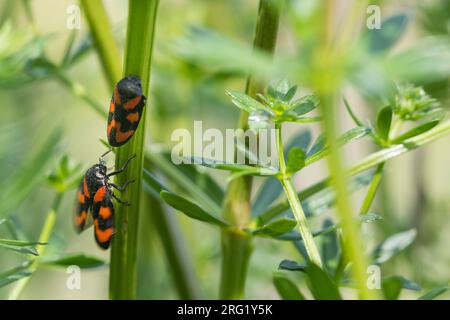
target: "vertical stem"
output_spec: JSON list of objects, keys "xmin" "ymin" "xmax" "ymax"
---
[
  {"xmin": 312, "ymin": 0, "xmax": 379, "ymax": 300},
  {"xmin": 80, "ymin": 0, "xmax": 122, "ymax": 87},
  {"xmin": 320, "ymin": 93, "xmax": 377, "ymax": 299},
  {"xmin": 275, "ymin": 124, "xmax": 323, "ymax": 267},
  {"xmin": 8, "ymin": 193, "xmax": 63, "ymax": 300},
  {"xmin": 220, "ymin": 0, "xmax": 280, "ymax": 299},
  {"xmin": 359, "ymin": 163, "xmax": 384, "ymax": 215},
  {"xmin": 109, "ymin": 0, "xmax": 159, "ymax": 300}
]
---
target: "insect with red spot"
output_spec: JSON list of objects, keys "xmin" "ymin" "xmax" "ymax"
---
[
  {"xmin": 107, "ymin": 75, "xmax": 146, "ymax": 147},
  {"xmin": 74, "ymin": 150, "xmax": 135, "ymax": 249}
]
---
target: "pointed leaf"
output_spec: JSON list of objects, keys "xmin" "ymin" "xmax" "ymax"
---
[
  {"xmin": 160, "ymin": 191, "xmax": 228, "ymax": 227},
  {"xmin": 252, "ymin": 218, "xmax": 297, "ymax": 237},
  {"xmin": 286, "ymin": 147, "xmax": 305, "ymax": 175},
  {"xmin": 305, "ymin": 263, "xmax": 342, "ymax": 300},
  {"xmin": 373, "ymin": 229, "xmax": 417, "ymax": 264},
  {"xmin": 366, "ymin": 14, "xmax": 409, "ymax": 53},
  {"xmin": 278, "ymin": 260, "xmax": 306, "ymax": 272},
  {"xmin": 391, "ymin": 120, "xmax": 439, "ymax": 144},
  {"xmin": 42, "ymin": 253, "xmax": 105, "ymax": 269},
  {"xmin": 343, "ymin": 98, "xmax": 364, "ymax": 126},
  {"xmin": 273, "ymin": 272, "xmax": 306, "ymax": 300},
  {"xmin": 226, "ymin": 90, "xmax": 273, "ymax": 115},
  {"xmin": 376, "ymin": 106, "xmax": 392, "ymax": 140},
  {"xmin": 418, "ymin": 285, "xmax": 450, "ymax": 300}
]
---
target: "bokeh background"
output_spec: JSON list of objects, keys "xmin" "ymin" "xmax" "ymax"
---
[{"xmin": 0, "ymin": 0, "xmax": 448, "ymax": 299}]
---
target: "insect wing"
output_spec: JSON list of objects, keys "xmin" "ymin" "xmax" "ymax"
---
[
  {"xmin": 74, "ymin": 177, "xmax": 93, "ymax": 233},
  {"xmin": 92, "ymin": 186, "xmax": 114, "ymax": 249},
  {"xmin": 107, "ymin": 75, "xmax": 146, "ymax": 147}
]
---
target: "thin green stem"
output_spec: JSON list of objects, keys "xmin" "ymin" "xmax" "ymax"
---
[
  {"xmin": 275, "ymin": 123, "xmax": 323, "ymax": 267},
  {"xmin": 219, "ymin": 0, "xmax": 280, "ymax": 299},
  {"xmin": 109, "ymin": 0, "xmax": 159, "ymax": 300},
  {"xmin": 55, "ymin": 71, "xmax": 106, "ymax": 117},
  {"xmin": 359, "ymin": 162, "xmax": 384, "ymax": 215},
  {"xmin": 8, "ymin": 193, "xmax": 63, "ymax": 300},
  {"xmin": 259, "ymin": 118, "xmax": 450, "ymax": 223},
  {"xmin": 79, "ymin": 0, "xmax": 122, "ymax": 88}
]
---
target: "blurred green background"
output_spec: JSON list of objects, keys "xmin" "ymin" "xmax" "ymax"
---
[{"xmin": 0, "ymin": 0, "xmax": 449, "ymax": 299}]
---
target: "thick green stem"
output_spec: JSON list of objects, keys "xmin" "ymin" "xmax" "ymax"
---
[
  {"xmin": 276, "ymin": 123, "xmax": 323, "ymax": 267},
  {"xmin": 109, "ymin": 0, "xmax": 159, "ymax": 300},
  {"xmin": 319, "ymin": 93, "xmax": 377, "ymax": 300},
  {"xmin": 79, "ymin": 0, "xmax": 122, "ymax": 87},
  {"xmin": 219, "ymin": 0, "xmax": 280, "ymax": 299},
  {"xmin": 8, "ymin": 193, "xmax": 63, "ymax": 300}
]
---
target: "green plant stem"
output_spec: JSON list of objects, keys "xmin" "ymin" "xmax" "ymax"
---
[
  {"xmin": 260, "ymin": 118, "xmax": 450, "ymax": 223},
  {"xmin": 79, "ymin": 0, "xmax": 122, "ymax": 88},
  {"xmin": 109, "ymin": 0, "xmax": 159, "ymax": 300},
  {"xmin": 55, "ymin": 71, "xmax": 106, "ymax": 117},
  {"xmin": 72, "ymin": 0, "xmax": 199, "ymax": 299},
  {"xmin": 320, "ymin": 93, "xmax": 377, "ymax": 299},
  {"xmin": 219, "ymin": 0, "xmax": 280, "ymax": 299},
  {"xmin": 276, "ymin": 123, "xmax": 323, "ymax": 267},
  {"xmin": 359, "ymin": 162, "xmax": 384, "ymax": 215},
  {"xmin": 8, "ymin": 193, "xmax": 63, "ymax": 300}
]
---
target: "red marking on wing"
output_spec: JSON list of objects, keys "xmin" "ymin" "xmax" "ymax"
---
[{"xmin": 123, "ymin": 96, "xmax": 141, "ymax": 110}]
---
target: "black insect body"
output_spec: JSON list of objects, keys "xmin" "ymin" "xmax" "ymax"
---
[
  {"xmin": 74, "ymin": 151, "xmax": 135, "ymax": 249},
  {"xmin": 107, "ymin": 75, "xmax": 147, "ymax": 147}
]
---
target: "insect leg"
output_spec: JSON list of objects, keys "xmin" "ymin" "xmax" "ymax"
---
[
  {"xmin": 112, "ymin": 193, "xmax": 130, "ymax": 206},
  {"xmin": 110, "ymin": 179, "xmax": 135, "ymax": 191},
  {"xmin": 106, "ymin": 154, "xmax": 136, "ymax": 177}
]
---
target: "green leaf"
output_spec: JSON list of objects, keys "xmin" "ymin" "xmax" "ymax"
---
[
  {"xmin": 252, "ymin": 177, "xmax": 283, "ymax": 217},
  {"xmin": 188, "ymin": 157, "xmax": 278, "ymax": 176},
  {"xmin": 226, "ymin": 90, "xmax": 273, "ymax": 115},
  {"xmin": 42, "ymin": 253, "xmax": 105, "ymax": 269},
  {"xmin": 307, "ymin": 134, "xmax": 326, "ymax": 157},
  {"xmin": 359, "ymin": 212, "xmax": 383, "ymax": 223},
  {"xmin": 286, "ymin": 147, "xmax": 305, "ymax": 175},
  {"xmin": 145, "ymin": 150, "xmax": 223, "ymax": 215},
  {"xmin": 343, "ymin": 98, "xmax": 364, "ymax": 126},
  {"xmin": 305, "ymin": 127, "xmax": 370, "ymax": 166},
  {"xmin": 281, "ymin": 94, "xmax": 319, "ymax": 120},
  {"xmin": 376, "ymin": 106, "xmax": 392, "ymax": 141},
  {"xmin": 373, "ymin": 229, "xmax": 417, "ymax": 264},
  {"xmin": 0, "ymin": 238, "xmax": 44, "ymax": 256},
  {"xmin": 0, "ymin": 129, "xmax": 61, "ymax": 217},
  {"xmin": 366, "ymin": 14, "xmax": 409, "ymax": 53},
  {"xmin": 252, "ymin": 218, "xmax": 297, "ymax": 237},
  {"xmin": 278, "ymin": 260, "xmax": 306, "ymax": 272},
  {"xmin": 142, "ymin": 169, "xmax": 167, "ymax": 197},
  {"xmin": 391, "ymin": 120, "xmax": 440, "ymax": 144},
  {"xmin": 418, "ymin": 285, "xmax": 450, "ymax": 300},
  {"xmin": 0, "ymin": 264, "xmax": 32, "ymax": 288},
  {"xmin": 160, "ymin": 191, "xmax": 228, "ymax": 227},
  {"xmin": 338, "ymin": 127, "xmax": 371, "ymax": 145},
  {"xmin": 285, "ymin": 129, "xmax": 312, "ymax": 153},
  {"xmin": 321, "ymin": 219, "xmax": 339, "ymax": 273},
  {"xmin": 267, "ymin": 81, "xmax": 297, "ymax": 103},
  {"xmin": 305, "ymin": 263, "xmax": 342, "ymax": 300},
  {"xmin": 0, "ymin": 239, "xmax": 46, "ymax": 246},
  {"xmin": 382, "ymin": 276, "xmax": 403, "ymax": 300},
  {"xmin": 273, "ymin": 272, "xmax": 306, "ymax": 300}
]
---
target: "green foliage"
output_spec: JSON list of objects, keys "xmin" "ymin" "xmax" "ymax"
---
[
  {"xmin": 160, "ymin": 191, "xmax": 228, "ymax": 227},
  {"xmin": 393, "ymin": 84, "xmax": 442, "ymax": 121},
  {"xmin": 42, "ymin": 253, "xmax": 105, "ymax": 269},
  {"xmin": 273, "ymin": 272, "xmax": 306, "ymax": 300}
]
